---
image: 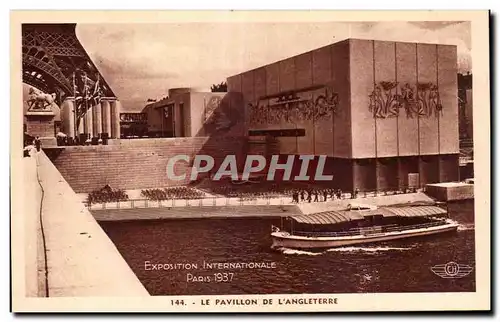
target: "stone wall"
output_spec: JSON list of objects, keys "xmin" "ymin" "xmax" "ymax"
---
[
  {"xmin": 26, "ymin": 116, "xmax": 55, "ymax": 138},
  {"xmin": 46, "ymin": 137, "xmax": 249, "ymax": 193},
  {"xmin": 425, "ymin": 182, "xmax": 474, "ymax": 201},
  {"xmin": 349, "ymin": 40, "xmax": 459, "ymax": 158},
  {"xmin": 22, "ymin": 151, "xmax": 45, "ymax": 297}
]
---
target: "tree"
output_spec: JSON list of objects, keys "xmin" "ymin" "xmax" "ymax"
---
[{"xmin": 211, "ymin": 82, "xmax": 227, "ymax": 92}]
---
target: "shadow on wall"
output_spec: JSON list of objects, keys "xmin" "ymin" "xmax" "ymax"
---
[
  {"xmin": 192, "ymin": 91, "xmax": 340, "ymax": 187},
  {"xmin": 199, "ymin": 92, "xmax": 245, "ymax": 137},
  {"xmin": 188, "ymin": 92, "xmax": 338, "ymax": 188},
  {"xmin": 190, "ymin": 92, "xmax": 249, "ymax": 178}
]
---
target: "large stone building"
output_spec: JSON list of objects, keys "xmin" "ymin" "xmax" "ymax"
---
[{"xmin": 226, "ymin": 38, "xmax": 460, "ymax": 192}]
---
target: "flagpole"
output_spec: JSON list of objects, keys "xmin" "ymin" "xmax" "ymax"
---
[
  {"xmin": 73, "ymin": 71, "xmax": 77, "ymax": 139},
  {"xmin": 85, "ymin": 72, "xmax": 89, "ymax": 141}
]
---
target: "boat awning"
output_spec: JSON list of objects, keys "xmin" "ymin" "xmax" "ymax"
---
[
  {"xmin": 380, "ymin": 206, "xmax": 447, "ymax": 218},
  {"xmin": 290, "ymin": 211, "xmax": 364, "ymax": 225},
  {"xmin": 289, "ymin": 206, "xmax": 446, "ymax": 225}
]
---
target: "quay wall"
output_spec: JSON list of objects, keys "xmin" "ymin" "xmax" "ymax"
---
[
  {"xmin": 425, "ymin": 183, "xmax": 474, "ymax": 201},
  {"xmin": 21, "ymin": 151, "xmax": 45, "ymax": 297},
  {"xmin": 24, "ymin": 150, "xmax": 149, "ymax": 297},
  {"xmin": 46, "ymin": 137, "xmax": 249, "ymax": 193}
]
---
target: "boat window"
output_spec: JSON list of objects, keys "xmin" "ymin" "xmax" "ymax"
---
[
  {"xmin": 363, "ymin": 214, "xmax": 385, "ymax": 226},
  {"xmin": 347, "ymin": 204, "xmax": 375, "ymax": 211}
]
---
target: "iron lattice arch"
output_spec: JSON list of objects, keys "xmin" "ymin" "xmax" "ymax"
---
[{"xmin": 22, "ymin": 23, "xmax": 115, "ymax": 105}]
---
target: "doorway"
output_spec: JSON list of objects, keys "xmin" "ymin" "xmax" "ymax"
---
[{"xmin": 179, "ymin": 102, "xmax": 185, "ymax": 137}]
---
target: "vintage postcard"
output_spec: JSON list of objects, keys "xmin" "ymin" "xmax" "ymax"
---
[{"xmin": 10, "ymin": 10, "xmax": 490, "ymax": 312}]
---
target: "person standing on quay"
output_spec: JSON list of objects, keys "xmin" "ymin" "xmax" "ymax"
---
[{"xmin": 34, "ymin": 136, "xmax": 41, "ymax": 152}]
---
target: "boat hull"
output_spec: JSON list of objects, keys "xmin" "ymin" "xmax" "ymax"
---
[{"xmin": 271, "ymin": 223, "xmax": 458, "ymax": 250}]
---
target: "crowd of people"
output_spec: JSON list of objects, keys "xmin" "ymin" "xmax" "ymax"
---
[
  {"xmin": 195, "ymin": 178, "xmax": 357, "ymax": 202},
  {"xmin": 173, "ymin": 185, "xmax": 355, "ymax": 203},
  {"xmin": 56, "ymin": 133, "xmax": 110, "ymax": 146},
  {"xmin": 87, "ymin": 185, "xmax": 129, "ymax": 205},
  {"xmin": 289, "ymin": 188, "xmax": 356, "ymax": 203},
  {"xmin": 140, "ymin": 187, "xmax": 205, "ymax": 200}
]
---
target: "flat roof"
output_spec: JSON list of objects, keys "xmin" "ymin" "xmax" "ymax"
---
[
  {"xmin": 228, "ymin": 38, "xmax": 457, "ymax": 78},
  {"xmin": 290, "ymin": 206, "xmax": 447, "ymax": 225}
]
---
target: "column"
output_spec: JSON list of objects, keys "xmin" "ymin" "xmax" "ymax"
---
[
  {"xmin": 93, "ymin": 101, "xmax": 103, "ymax": 137},
  {"xmin": 110, "ymin": 99, "xmax": 121, "ymax": 139},
  {"xmin": 61, "ymin": 98, "xmax": 75, "ymax": 138},
  {"xmin": 78, "ymin": 115, "xmax": 85, "ymax": 135},
  {"xmin": 101, "ymin": 99, "xmax": 111, "ymax": 138},
  {"xmin": 85, "ymin": 107, "xmax": 94, "ymax": 138}
]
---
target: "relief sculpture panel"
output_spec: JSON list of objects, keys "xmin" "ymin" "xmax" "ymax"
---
[
  {"xmin": 248, "ymin": 85, "xmax": 339, "ymax": 126},
  {"xmin": 369, "ymin": 82, "xmax": 443, "ymax": 119}
]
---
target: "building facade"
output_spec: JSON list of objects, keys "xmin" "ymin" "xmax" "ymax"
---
[
  {"xmin": 227, "ymin": 38, "xmax": 460, "ymax": 192},
  {"xmin": 143, "ymin": 88, "xmax": 245, "ymax": 138}
]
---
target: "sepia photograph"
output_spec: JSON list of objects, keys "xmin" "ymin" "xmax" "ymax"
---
[{"xmin": 10, "ymin": 10, "xmax": 490, "ymax": 312}]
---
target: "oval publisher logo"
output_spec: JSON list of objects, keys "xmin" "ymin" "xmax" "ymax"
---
[{"xmin": 431, "ymin": 262, "xmax": 474, "ymax": 279}]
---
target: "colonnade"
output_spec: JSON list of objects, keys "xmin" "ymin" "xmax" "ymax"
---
[{"xmin": 60, "ymin": 97, "xmax": 121, "ymax": 139}]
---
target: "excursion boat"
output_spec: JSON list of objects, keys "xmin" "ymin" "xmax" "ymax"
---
[{"xmin": 271, "ymin": 204, "xmax": 458, "ymax": 250}]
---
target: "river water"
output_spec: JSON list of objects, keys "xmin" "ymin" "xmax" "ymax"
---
[{"xmin": 99, "ymin": 200, "xmax": 475, "ymax": 295}]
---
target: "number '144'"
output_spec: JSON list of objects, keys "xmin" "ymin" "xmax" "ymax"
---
[{"xmin": 171, "ymin": 300, "xmax": 185, "ymax": 306}]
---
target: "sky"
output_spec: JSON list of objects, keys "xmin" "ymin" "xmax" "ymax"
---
[{"xmin": 43, "ymin": 21, "xmax": 473, "ymax": 112}]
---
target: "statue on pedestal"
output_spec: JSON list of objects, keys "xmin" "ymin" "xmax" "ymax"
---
[{"xmin": 26, "ymin": 87, "xmax": 56, "ymax": 111}]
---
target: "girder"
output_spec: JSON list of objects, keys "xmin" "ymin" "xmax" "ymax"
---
[
  {"xmin": 22, "ymin": 23, "xmax": 116, "ymax": 105},
  {"xmin": 22, "ymin": 52, "xmax": 72, "ymax": 93}
]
